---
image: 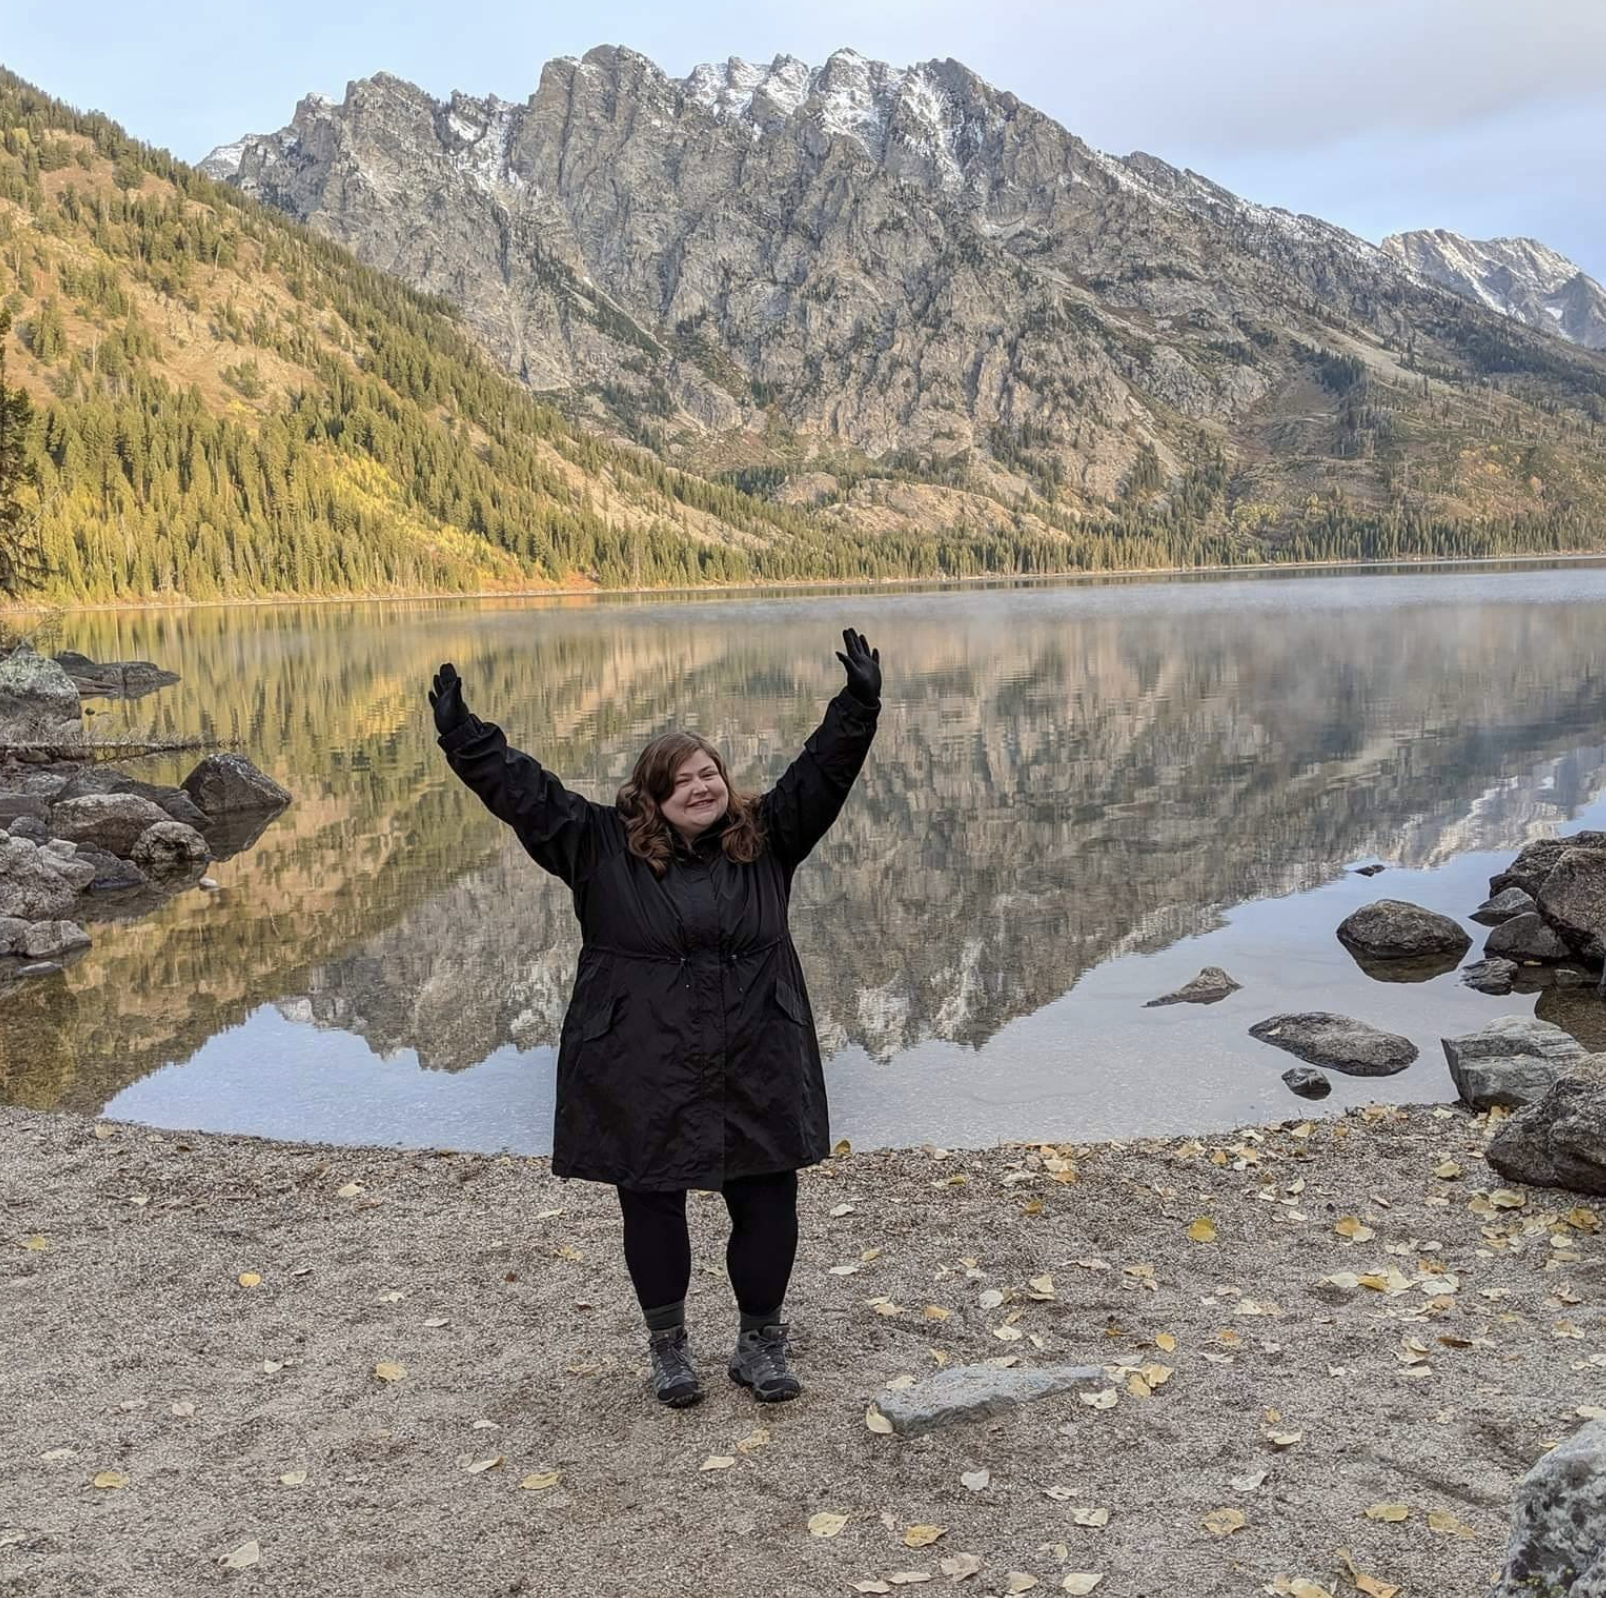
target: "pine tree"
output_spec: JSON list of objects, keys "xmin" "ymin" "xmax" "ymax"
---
[{"xmin": 0, "ymin": 307, "xmax": 48, "ymax": 595}]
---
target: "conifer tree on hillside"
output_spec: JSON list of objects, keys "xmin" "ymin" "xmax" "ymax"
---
[{"xmin": 0, "ymin": 307, "xmax": 48, "ymax": 596}]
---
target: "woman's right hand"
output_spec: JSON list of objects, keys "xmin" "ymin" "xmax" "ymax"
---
[{"xmin": 429, "ymin": 662, "xmax": 471, "ymax": 737}]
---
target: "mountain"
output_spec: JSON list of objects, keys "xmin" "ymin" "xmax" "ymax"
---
[
  {"xmin": 1382, "ymin": 230, "xmax": 1606, "ymax": 352},
  {"xmin": 202, "ymin": 46, "xmax": 1606, "ymax": 554}
]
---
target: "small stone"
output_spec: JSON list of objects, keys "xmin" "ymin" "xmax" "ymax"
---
[
  {"xmin": 1281, "ymin": 1066, "xmax": 1331, "ymax": 1099},
  {"xmin": 1352, "ymin": 863, "xmax": 1387, "ymax": 877},
  {"xmin": 1143, "ymin": 967, "xmax": 1241, "ymax": 1008},
  {"xmin": 874, "ymin": 1363, "xmax": 1104, "ymax": 1438},
  {"xmin": 1460, "ymin": 957, "xmax": 1517, "ymax": 996},
  {"xmin": 1470, "ymin": 886, "xmax": 1536, "ymax": 926},
  {"xmin": 1248, "ymin": 1012, "xmax": 1417, "ymax": 1076}
]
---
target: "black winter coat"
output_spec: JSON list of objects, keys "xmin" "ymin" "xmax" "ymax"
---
[{"xmin": 438, "ymin": 689, "xmax": 879, "ymax": 1190}]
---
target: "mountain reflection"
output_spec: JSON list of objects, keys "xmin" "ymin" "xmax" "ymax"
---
[{"xmin": 4, "ymin": 570, "xmax": 1606, "ymax": 1117}]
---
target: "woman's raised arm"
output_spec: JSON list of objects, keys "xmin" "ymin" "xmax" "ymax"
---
[
  {"xmin": 761, "ymin": 630, "xmax": 882, "ymax": 872},
  {"xmin": 431, "ymin": 662, "xmax": 620, "ymax": 886}
]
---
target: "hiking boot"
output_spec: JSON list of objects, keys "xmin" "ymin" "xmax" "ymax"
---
[
  {"xmin": 728, "ymin": 1322, "xmax": 801, "ymax": 1403},
  {"xmin": 648, "ymin": 1325, "xmax": 703, "ymax": 1408}
]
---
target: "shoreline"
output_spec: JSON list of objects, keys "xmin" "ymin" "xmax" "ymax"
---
[
  {"xmin": 2, "ymin": 1097, "xmax": 1586, "ymax": 1596},
  {"xmin": 6, "ymin": 549, "xmax": 1606, "ymax": 617}
]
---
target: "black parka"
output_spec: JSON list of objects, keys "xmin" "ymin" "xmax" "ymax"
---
[{"xmin": 438, "ymin": 689, "xmax": 879, "ymax": 1190}]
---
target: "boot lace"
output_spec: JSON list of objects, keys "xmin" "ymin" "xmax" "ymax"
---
[
  {"xmin": 650, "ymin": 1328, "xmax": 696, "ymax": 1392},
  {"xmin": 743, "ymin": 1322, "xmax": 793, "ymax": 1385}
]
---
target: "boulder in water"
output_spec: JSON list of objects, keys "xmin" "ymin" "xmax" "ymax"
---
[
  {"xmin": 1143, "ymin": 967, "xmax": 1241, "ymax": 1007},
  {"xmin": 1336, "ymin": 899, "xmax": 1471, "ymax": 960},
  {"xmin": 181, "ymin": 753, "xmax": 291, "ymax": 815},
  {"xmin": 1248, "ymin": 1012, "xmax": 1417, "ymax": 1076},
  {"xmin": 1442, "ymin": 1015, "xmax": 1589, "ymax": 1110},
  {"xmin": 1487, "ymin": 1075, "xmax": 1606, "ymax": 1195},
  {"xmin": 0, "ymin": 645, "xmax": 83, "ymax": 747}
]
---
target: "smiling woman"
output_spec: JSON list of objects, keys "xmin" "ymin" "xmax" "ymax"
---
[{"xmin": 429, "ymin": 628, "xmax": 882, "ymax": 1409}]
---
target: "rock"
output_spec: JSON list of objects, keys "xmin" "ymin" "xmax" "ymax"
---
[
  {"xmin": 180, "ymin": 753, "xmax": 291, "ymax": 815},
  {"xmin": 20, "ymin": 919, "xmax": 90, "ymax": 959},
  {"xmin": 1486, "ymin": 912, "xmax": 1573, "ymax": 963},
  {"xmin": 1491, "ymin": 833, "xmax": 1606, "ymax": 900},
  {"xmin": 1461, "ymin": 957, "xmax": 1519, "ymax": 995},
  {"xmin": 1498, "ymin": 1417, "xmax": 1606, "ymax": 1597},
  {"xmin": 1537, "ymin": 848, "xmax": 1606, "ymax": 965},
  {"xmin": 1471, "ymin": 886, "xmax": 1537, "ymax": 926},
  {"xmin": 130, "ymin": 820, "xmax": 210, "ymax": 881},
  {"xmin": 54, "ymin": 767, "xmax": 211, "ymax": 830},
  {"xmin": 52, "ymin": 650, "xmax": 180, "ymax": 701},
  {"xmin": 872, "ymin": 1362, "xmax": 1105, "ymax": 1437},
  {"xmin": 1487, "ymin": 1076, "xmax": 1606, "ymax": 1194},
  {"xmin": 6, "ymin": 815, "xmax": 48, "ymax": 843},
  {"xmin": 48, "ymin": 792, "xmax": 176, "ymax": 857},
  {"xmin": 1336, "ymin": 899, "xmax": 1471, "ymax": 960},
  {"xmin": 72, "ymin": 843, "xmax": 150, "ymax": 892},
  {"xmin": 0, "ymin": 914, "xmax": 30, "ymax": 953},
  {"xmin": 10, "ymin": 960, "xmax": 63, "ymax": 979},
  {"xmin": 0, "ymin": 834, "xmax": 88, "ymax": 919},
  {"xmin": 0, "ymin": 645, "xmax": 83, "ymax": 747},
  {"xmin": 1143, "ymin": 966, "xmax": 1241, "ymax": 1007},
  {"xmin": 1442, "ymin": 1015, "xmax": 1590, "ymax": 1110},
  {"xmin": 1281, "ymin": 1066, "xmax": 1331, "ymax": 1099},
  {"xmin": 1248, "ymin": 1012, "xmax": 1417, "ymax": 1076},
  {"xmin": 0, "ymin": 792, "xmax": 50, "ymax": 825},
  {"xmin": 1352, "ymin": 863, "xmax": 1386, "ymax": 877},
  {"xmin": 198, "ymin": 876, "xmax": 219, "ymax": 891}
]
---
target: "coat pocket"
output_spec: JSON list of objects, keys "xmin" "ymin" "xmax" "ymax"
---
[
  {"xmin": 578, "ymin": 991, "xmax": 622, "ymax": 1042},
  {"xmin": 773, "ymin": 979, "xmax": 809, "ymax": 1027}
]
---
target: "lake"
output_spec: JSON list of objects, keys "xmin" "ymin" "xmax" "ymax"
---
[{"xmin": 6, "ymin": 560, "xmax": 1606, "ymax": 1154}]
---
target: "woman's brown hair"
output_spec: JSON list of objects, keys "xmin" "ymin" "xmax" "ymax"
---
[{"xmin": 616, "ymin": 731, "xmax": 765, "ymax": 877}]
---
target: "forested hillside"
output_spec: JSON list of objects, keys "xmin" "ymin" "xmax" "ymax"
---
[{"xmin": 3, "ymin": 66, "xmax": 1606, "ymax": 606}]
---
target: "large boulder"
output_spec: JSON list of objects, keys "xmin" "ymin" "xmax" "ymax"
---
[
  {"xmin": 0, "ymin": 645, "xmax": 83, "ymax": 747},
  {"xmin": 48, "ymin": 792, "xmax": 175, "ymax": 857},
  {"xmin": 130, "ymin": 820, "xmax": 210, "ymax": 881},
  {"xmin": 1537, "ymin": 848, "xmax": 1606, "ymax": 966},
  {"xmin": 1487, "ymin": 1077, "xmax": 1606, "ymax": 1195},
  {"xmin": 1143, "ymin": 967, "xmax": 1240, "ymax": 1007},
  {"xmin": 19, "ymin": 919, "xmax": 90, "ymax": 959},
  {"xmin": 1471, "ymin": 887, "xmax": 1537, "ymax": 926},
  {"xmin": 1336, "ymin": 899, "xmax": 1471, "ymax": 960},
  {"xmin": 1486, "ymin": 912, "xmax": 1573, "ymax": 963},
  {"xmin": 1499, "ymin": 1418, "xmax": 1606, "ymax": 1597},
  {"xmin": 72, "ymin": 842, "xmax": 150, "ymax": 892},
  {"xmin": 872, "ymin": 1361, "xmax": 1104, "ymax": 1437},
  {"xmin": 180, "ymin": 753, "xmax": 291, "ymax": 816},
  {"xmin": 0, "ymin": 833, "xmax": 89, "ymax": 919},
  {"xmin": 1492, "ymin": 833, "xmax": 1606, "ymax": 900},
  {"xmin": 1442, "ymin": 1015, "xmax": 1590, "ymax": 1110},
  {"xmin": 1248, "ymin": 1012, "xmax": 1418, "ymax": 1076},
  {"xmin": 1461, "ymin": 957, "xmax": 1518, "ymax": 995}
]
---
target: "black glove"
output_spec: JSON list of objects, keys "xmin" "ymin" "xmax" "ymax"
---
[
  {"xmin": 835, "ymin": 628, "xmax": 881, "ymax": 707},
  {"xmin": 429, "ymin": 662, "xmax": 472, "ymax": 738}
]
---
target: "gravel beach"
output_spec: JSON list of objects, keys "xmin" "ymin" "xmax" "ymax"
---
[{"xmin": 2, "ymin": 1101, "xmax": 1600, "ymax": 1598}]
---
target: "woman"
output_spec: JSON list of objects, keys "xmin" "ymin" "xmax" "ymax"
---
[{"xmin": 430, "ymin": 629, "xmax": 881, "ymax": 1408}]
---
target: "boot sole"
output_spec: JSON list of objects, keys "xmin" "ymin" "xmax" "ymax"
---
[
  {"xmin": 728, "ymin": 1366, "xmax": 800, "ymax": 1403},
  {"xmin": 657, "ymin": 1384, "xmax": 704, "ymax": 1408}
]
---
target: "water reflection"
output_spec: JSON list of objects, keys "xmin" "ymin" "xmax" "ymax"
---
[{"xmin": 5, "ymin": 564, "xmax": 1606, "ymax": 1146}]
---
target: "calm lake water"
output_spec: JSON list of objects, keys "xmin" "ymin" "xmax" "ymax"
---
[{"xmin": 6, "ymin": 561, "xmax": 1606, "ymax": 1154}]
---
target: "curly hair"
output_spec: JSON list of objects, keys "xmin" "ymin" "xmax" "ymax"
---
[{"xmin": 616, "ymin": 731, "xmax": 765, "ymax": 877}]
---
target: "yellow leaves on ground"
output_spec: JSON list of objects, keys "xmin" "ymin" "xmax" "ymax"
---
[
  {"xmin": 335, "ymin": 1182, "xmax": 365, "ymax": 1198},
  {"xmin": 808, "ymin": 1511, "xmax": 849, "ymax": 1538},
  {"xmin": 1061, "ymin": 1577, "xmax": 1103, "ymax": 1595},
  {"xmin": 1027, "ymin": 1274, "xmax": 1055, "ymax": 1300},
  {"xmin": 1154, "ymin": 1333, "xmax": 1177, "ymax": 1353},
  {"xmin": 237, "ymin": 1272, "xmax": 261, "ymax": 1288},
  {"xmin": 866, "ymin": 1407, "xmax": 894, "ymax": 1435},
  {"xmin": 277, "ymin": 1470, "xmax": 307, "ymax": 1487},
  {"xmin": 520, "ymin": 1471, "xmax": 561, "ymax": 1490},
  {"xmin": 91, "ymin": 1470, "xmax": 127, "ymax": 1489},
  {"xmin": 1070, "ymin": 1506, "xmax": 1109, "ymax": 1528},
  {"xmin": 1186, "ymin": 1217, "xmax": 1217, "ymax": 1244},
  {"xmin": 1364, "ymin": 1504, "xmax": 1410, "ymax": 1522},
  {"xmin": 1434, "ymin": 1160, "xmax": 1462, "ymax": 1180},
  {"xmin": 1005, "ymin": 1576, "xmax": 1039, "ymax": 1594},
  {"xmin": 904, "ymin": 1525, "xmax": 947, "ymax": 1548},
  {"xmin": 372, "ymin": 1361, "xmax": 406, "ymax": 1382},
  {"xmin": 92, "ymin": 1124, "xmax": 116, "ymax": 1140},
  {"xmin": 1333, "ymin": 1217, "xmax": 1375, "ymax": 1243},
  {"xmin": 460, "ymin": 1455, "xmax": 504, "ymax": 1474},
  {"xmin": 1202, "ymin": 1508, "xmax": 1246, "ymax": 1537},
  {"xmin": 1337, "ymin": 1547, "xmax": 1400, "ymax": 1598},
  {"xmin": 1079, "ymin": 1388, "xmax": 1118, "ymax": 1410},
  {"xmin": 1426, "ymin": 1508, "xmax": 1477, "ymax": 1538},
  {"xmin": 218, "ymin": 1541, "xmax": 261, "ymax": 1570},
  {"xmin": 22, "ymin": 1236, "xmax": 48, "ymax": 1251},
  {"xmin": 923, "ymin": 1305, "xmax": 950, "ymax": 1322},
  {"xmin": 832, "ymin": 1139, "xmax": 852, "ymax": 1157},
  {"xmin": 1266, "ymin": 1430, "xmax": 1303, "ymax": 1449},
  {"xmin": 940, "ymin": 1554, "xmax": 983, "ymax": 1579},
  {"xmin": 699, "ymin": 1455, "xmax": 736, "ymax": 1471}
]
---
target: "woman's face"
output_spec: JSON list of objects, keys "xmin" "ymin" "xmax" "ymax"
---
[{"xmin": 660, "ymin": 749, "xmax": 729, "ymax": 838}]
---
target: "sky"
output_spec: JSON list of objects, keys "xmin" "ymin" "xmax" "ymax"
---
[{"xmin": 4, "ymin": 0, "xmax": 1603, "ymax": 280}]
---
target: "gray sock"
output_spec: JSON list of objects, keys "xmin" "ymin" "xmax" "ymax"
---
[
  {"xmin": 739, "ymin": 1306, "xmax": 781, "ymax": 1334},
  {"xmin": 644, "ymin": 1299, "xmax": 685, "ymax": 1334}
]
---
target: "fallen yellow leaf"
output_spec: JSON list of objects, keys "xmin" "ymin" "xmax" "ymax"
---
[
  {"xmin": 1202, "ymin": 1508, "xmax": 1246, "ymax": 1537},
  {"xmin": 866, "ymin": 1407, "xmax": 894, "ymax": 1435},
  {"xmin": 237, "ymin": 1272, "xmax": 261, "ymax": 1288},
  {"xmin": 699, "ymin": 1455, "xmax": 736, "ymax": 1471},
  {"xmin": 1186, "ymin": 1217, "xmax": 1218, "ymax": 1244},
  {"xmin": 91, "ymin": 1471, "xmax": 127, "ymax": 1489},
  {"xmin": 808, "ymin": 1511, "xmax": 849, "ymax": 1538},
  {"xmin": 904, "ymin": 1525, "xmax": 947, "ymax": 1548},
  {"xmin": 520, "ymin": 1471, "xmax": 561, "ymax": 1490},
  {"xmin": 372, "ymin": 1361, "xmax": 406, "ymax": 1382},
  {"xmin": 1365, "ymin": 1504, "xmax": 1409, "ymax": 1523}
]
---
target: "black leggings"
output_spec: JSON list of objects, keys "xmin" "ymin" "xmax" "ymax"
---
[{"xmin": 616, "ymin": 1169, "xmax": 798, "ymax": 1323}]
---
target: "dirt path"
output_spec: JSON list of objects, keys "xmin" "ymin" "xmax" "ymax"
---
[{"xmin": 2, "ymin": 1101, "xmax": 1598, "ymax": 1598}]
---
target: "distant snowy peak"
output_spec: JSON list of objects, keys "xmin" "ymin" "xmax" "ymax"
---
[{"xmin": 1382, "ymin": 229, "xmax": 1606, "ymax": 350}]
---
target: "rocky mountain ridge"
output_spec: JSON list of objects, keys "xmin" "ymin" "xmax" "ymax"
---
[
  {"xmin": 1383, "ymin": 229, "xmax": 1606, "ymax": 352},
  {"xmin": 203, "ymin": 46, "xmax": 1606, "ymax": 542}
]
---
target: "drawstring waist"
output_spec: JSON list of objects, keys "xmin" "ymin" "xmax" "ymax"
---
[{"xmin": 585, "ymin": 939, "xmax": 784, "ymax": 996}]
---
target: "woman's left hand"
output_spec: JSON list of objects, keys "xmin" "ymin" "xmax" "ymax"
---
[{"xmin": 836, "ymin": 628, "xmax": 881, "ymax": 706}]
